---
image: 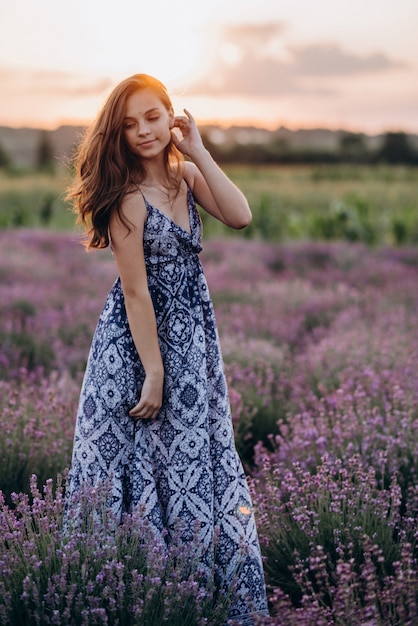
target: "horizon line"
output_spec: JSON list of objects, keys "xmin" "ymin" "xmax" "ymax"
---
[{"xmin": 0, "ymin": 119, "xmax": 417, "ymax": 137}]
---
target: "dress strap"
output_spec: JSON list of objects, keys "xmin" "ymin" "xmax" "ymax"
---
[{"xmin": 134, "ymin": 183, "xmax": 147, "ymax": 204}]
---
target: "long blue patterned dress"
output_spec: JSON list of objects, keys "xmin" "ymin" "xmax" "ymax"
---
[{"xmin": 66, "ymin": 185, "xmax": 269, "ymax": 623}]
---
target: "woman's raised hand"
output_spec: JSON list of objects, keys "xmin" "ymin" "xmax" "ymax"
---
[{"xmin": 171, "ymin": 109, "xmax": 205, "ymax": 159}]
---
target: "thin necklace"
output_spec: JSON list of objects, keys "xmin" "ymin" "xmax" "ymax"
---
[{"xmin": 141, "ymin": 181, "xmax": 180, "ymax": 213}]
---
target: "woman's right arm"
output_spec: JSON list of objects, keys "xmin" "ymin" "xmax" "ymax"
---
[{"xmin": 109, "ymin": 192, "xmax": 164, "ymax": 420}]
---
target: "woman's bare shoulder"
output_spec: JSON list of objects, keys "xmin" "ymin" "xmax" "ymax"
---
[
  {"xmin": 110, "ymin": 187, "xmax": 146, "ymax": 230},
  {"xmin": 182, "ymin": 161, "xmax": 199, "ymax": 190}
]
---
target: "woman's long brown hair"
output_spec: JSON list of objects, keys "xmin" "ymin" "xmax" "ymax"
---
[{"xmin": 67, "ymin": 74, "xmax": 184, "ymax": 249}]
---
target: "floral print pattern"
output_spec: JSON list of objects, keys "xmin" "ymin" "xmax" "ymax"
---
[{"xmin": 66, "ymin": 186, "xmax": 268, "ymax": 623}]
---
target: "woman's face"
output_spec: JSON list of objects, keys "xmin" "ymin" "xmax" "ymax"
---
[{"xmin": 123, "ymin": 88, "xmax": 173, "ymax": 160}]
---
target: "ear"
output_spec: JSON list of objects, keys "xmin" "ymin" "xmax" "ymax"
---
[{"xmin": 169, "ymin": 109, "xmax": 174, "ymax": 128}]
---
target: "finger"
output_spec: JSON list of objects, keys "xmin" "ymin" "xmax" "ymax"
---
[
  {"xmin": 128, "ymin": 402, "xmax": 145, "ymax": 417},
  {"xmin": 131, "ymin": 408, "xmax": 151, "ymax": 420},
  {"xmin": 129, "ymin": 401, "xmax": 160, "ymax": 419},
  {"xmin": 133, "ymin": 408, "xmax": 160, "ymax": 421},
  {"xmin": 172, "ymin": 116, "xmax": 188, "ymax": 128},
  {"xmin": 170, "ymin": 129, "xmax": 181, "ymax": 147}
]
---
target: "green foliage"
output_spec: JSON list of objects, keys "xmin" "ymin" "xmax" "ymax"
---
[
  {"xmin": 0, "ymin": 331, "xmax": 56, "ymax": 376},
  {"xmin": 38, "ymin": 193, "xmax": 55, "ymax": 225},
  {"xmin": 226, "ymin": 164, "xmax": 418, "ymax": 245},
  {"xmin": 0, "ymin": 171, "xmax": 73, "ymax": 230},
  {"xmin": 310, "ymin": 198, "xmax": 378, "ymax": 244},
  {"xmin": 1, "ymin": 299, "xmax": 56, "ymax": 374},
  {"xmin": 1, "ymin": 165, "xmax": 418, "ymax": 245}
]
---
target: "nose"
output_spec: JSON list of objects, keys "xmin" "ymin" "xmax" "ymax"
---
[{"xmin": 138, "ymin": 121, "xmax": 150, "ymax": 136}]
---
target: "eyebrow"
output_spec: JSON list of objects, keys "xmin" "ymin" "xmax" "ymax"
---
[{"xmin": 124, "ymin": 107, "xmax": 161, "ymax": 120}]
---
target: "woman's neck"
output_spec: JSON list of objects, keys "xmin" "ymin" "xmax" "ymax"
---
[{"xmin": 141, "ymin": 163, "xmax": 178, "ymax": 190}]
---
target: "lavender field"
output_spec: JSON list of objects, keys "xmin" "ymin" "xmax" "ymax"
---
[{"xmin": 1, "ymin": 229, "xmax": 418, "ymax": 624}]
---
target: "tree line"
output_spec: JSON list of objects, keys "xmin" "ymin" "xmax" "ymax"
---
[
  {"xmin": 200, "ymin": 130, "xmax": 418, "ymax": 166},
  {"xmin": 0, "ymin": 129, "xmax": 417, "ymax": 172}
]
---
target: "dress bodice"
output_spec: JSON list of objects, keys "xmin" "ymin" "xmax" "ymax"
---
[{"xmin": 142, "ymin": 185, "xmax": 203, "ymax": 265}]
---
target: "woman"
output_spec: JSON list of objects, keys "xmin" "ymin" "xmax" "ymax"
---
[{"xmin": 66, "ymin": 73, "xmax": 268, "ymax": 624}]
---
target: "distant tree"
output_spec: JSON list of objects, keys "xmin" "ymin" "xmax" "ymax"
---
[
  {"xmin": 39, "ymin": 193, "xmax": 55, "ymax": 225},
  {"xmin": 0, "ymin": 141, "xmax": 11, "ymax": 168},
  {"xmin": 36, "ymin": 130, "xmax": 55, "ymax": 172},
  {"xmin": 339, "ymin": 132, "xmax": 368, "ymax": 163},
  {"xmin": 376, "ymin": 132, "xmax": 417, "ymax": 164}
]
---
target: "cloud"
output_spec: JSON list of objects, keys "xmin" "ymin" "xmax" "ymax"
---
[
  {"xmin": 185, "ymin": 22, "xmax": 407, "ymax": 98},
  {"xmin": 290, "ymin": 43, "xmax": 406, "ymax": 76},
  {"xmin": 0, "ymin": 66, "xmax": 112, "ymax": 98},
  {"xmin": 190, "ymin": 57, "xmax": 310, "ymax": 97},
  {"xmin": 187, "ymin": 22, "xmax": 298, "ymax": 96}
]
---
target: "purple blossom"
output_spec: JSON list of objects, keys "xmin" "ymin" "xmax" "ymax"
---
[{"xmin": 1, "ymin": 231, "xmax": 418, "ymax": 622}]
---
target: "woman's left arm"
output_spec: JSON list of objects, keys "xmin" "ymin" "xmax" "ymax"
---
[{"xmin": 172, "ymin": 110, "xmax": 252, "ymax": 229}]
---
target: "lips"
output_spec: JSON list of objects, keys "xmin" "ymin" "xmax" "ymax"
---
[{"xmin": 139, "ymin": 139, "xmax": 155, "ymax": 147}]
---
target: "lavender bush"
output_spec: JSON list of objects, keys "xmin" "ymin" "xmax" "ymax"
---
[
  {"xmin": 251, "ymin": 456, "xmax": 418, "ymax": 624},
  {"xmin": 0, "ymin": 371, "xmax": 77, "ymax": 498},
  {"xmin": 0, "ymin": 476, "xmax": 230, "ymax": 625},
  {"xmin": 1, "ymin": 230, "xmax": 418, "ymax": 623}
]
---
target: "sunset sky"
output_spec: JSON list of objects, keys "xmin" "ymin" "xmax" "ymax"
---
[{"xmin": 1, "ymin": 0, "xmax": 417, "ymax": 132}]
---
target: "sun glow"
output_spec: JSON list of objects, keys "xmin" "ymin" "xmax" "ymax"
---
[{"xmin": 0, "ymin": 0, "xmax": 417, "ymax": 131}]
